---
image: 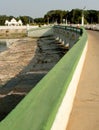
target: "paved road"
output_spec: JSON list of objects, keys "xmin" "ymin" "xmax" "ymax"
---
[{"xmin": 66, "ymin": 30, "xmax": 99, "ymax": 130}]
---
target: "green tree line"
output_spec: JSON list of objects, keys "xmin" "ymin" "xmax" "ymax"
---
[
  {"xmin": 0, "ymin": 9, "xmax": 99, "ymax": 25},
  {"xmin": 0, "ymin": 15, "xmax": 34, "ymax": 25},
  {"xmin": 44, "ymin": 9, "xmax": 99, "ymax": 24}
]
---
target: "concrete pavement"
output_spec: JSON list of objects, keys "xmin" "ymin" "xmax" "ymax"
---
[{"xmin": 66, "ymin": 30, "xmax": 99, "ymax": 130}]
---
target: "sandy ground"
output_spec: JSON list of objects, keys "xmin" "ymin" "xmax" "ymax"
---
[
  {"xmin": 66, "ymin": 30, "xmax": 99, "ymax": 130},
  {"xmin": 0, "ymin": 35, "xmax": 66, "ymax": 121},
  {"xmin": 0, "ymin": 28, "xmax": 26, "ymax": 39},
  {"xmin": 0, "ymin": 37, "xmax": 37, "ymax": 87}
]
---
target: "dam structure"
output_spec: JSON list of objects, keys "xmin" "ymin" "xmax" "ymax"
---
[{"xmin": 0, "ymin": 25, "xmax": 88, "ymax": 130}]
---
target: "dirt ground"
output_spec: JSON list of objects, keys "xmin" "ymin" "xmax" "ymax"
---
[{"xmin": 0, "ymin": 29, "xmax": 26, "ymax": 39}]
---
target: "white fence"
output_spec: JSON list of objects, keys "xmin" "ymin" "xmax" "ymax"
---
[
  {"xmin": 0, "ymin": 25, "xmax": 39, "ymax": 30},
  {"xmin": 84, "ymin": 24, "xmax": 99, "ymax": 31}
]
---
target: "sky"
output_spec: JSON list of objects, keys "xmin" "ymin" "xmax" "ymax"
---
[{"xmin": 0, "ymin": 0, "xmax": 99, "ymax": 18}]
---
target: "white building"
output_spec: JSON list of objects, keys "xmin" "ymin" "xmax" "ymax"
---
[{"xmin": 5, "ymin": 18, "xmax": 23, "ymax": 26}]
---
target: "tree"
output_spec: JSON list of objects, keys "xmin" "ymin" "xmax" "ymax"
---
[
  {"xmin": 34, "ymin": 18, "xmax": 44, "ymax": 25},
  {"xmin": 86, "ymin": 10, "xmax": 98, "ymax": 24},
  {"xmin": 0, "ymin": 15, "xmax": 9, "ymax": 25},
  {"xmin": 69, "ymin": 9, "xmax": 82, "ymax": 24},
  {"xmin": 0, "ymin": 9, "xmax": 99, "ymax": 26},
  {"xmin": 17, "ymin": 16, "xmax": 33, "ymax": 25},
  {"xmin": 44, "ymin": 10, "xmax": 67, "ymax": 24}
]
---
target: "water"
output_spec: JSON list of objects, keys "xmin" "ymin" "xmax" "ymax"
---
[{"xmin": 0, "ymin": 41, "xmax": 7, "ymax": 53}]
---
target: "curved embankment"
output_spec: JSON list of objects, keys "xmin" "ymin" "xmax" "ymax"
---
[
  {"xmin": 0, "ymin": 36, "xmax": 66, "ymax": 121},
  {"xmin": 0, "ymin": 26, "xmax": 87, "ymax": 130}
]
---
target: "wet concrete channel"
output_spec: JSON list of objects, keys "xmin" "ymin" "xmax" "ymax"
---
[{"xmin": 0, "ymin": 35, "xmax": 67, "ymax": 121}]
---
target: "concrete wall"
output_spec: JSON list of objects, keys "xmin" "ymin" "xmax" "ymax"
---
[
  {"xmin": 53, "ymin": 25, "xmax": 82, "ymax": 49},
  {"xmin": 0, "ymin": 26, "xmax": 88, "ymax": 130},
  {"xmin": 27, "ymin": 26, "xmax": 53, "ymax": 37},
  {"xmin": 27, "ymin": 25, "xmax": 82, "ymax": 49}
]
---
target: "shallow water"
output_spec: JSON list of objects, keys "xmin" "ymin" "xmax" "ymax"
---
[{"xmin": 0, "ymin": 41, "xmax": 7, "ymax": 52}]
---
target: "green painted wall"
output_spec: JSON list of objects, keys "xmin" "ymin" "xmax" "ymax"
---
[{"xmin": 0, "ymin": 26, "xmax": 87, "ymax": 130}]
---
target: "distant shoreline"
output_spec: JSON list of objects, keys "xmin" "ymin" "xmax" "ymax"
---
[{"xmin": 0, "ymin": 27, "xmax": 27, "ymax": 39}]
